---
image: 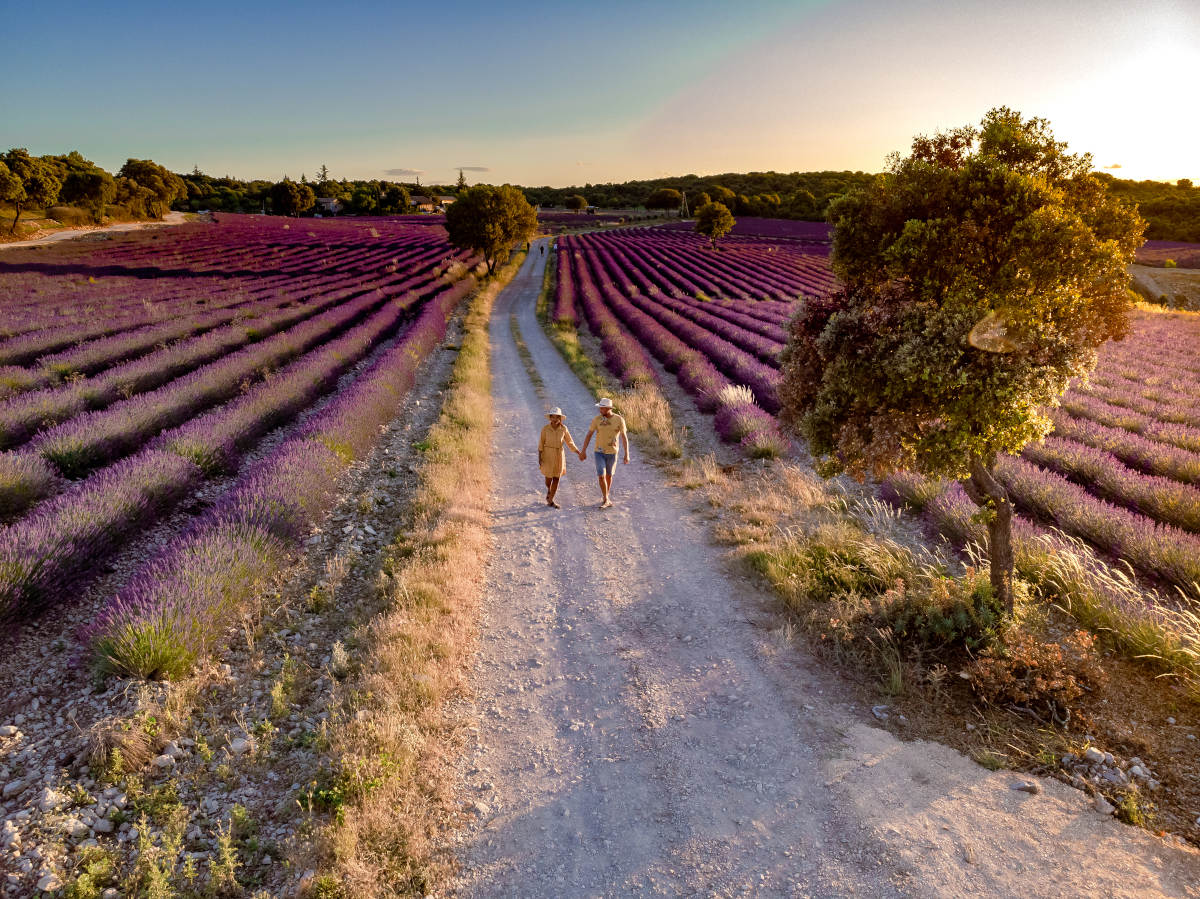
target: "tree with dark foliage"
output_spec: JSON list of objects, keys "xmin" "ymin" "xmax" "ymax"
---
[{"xmin": 777, "ymin": 108, "xmax": 1144, "ymax": 615}]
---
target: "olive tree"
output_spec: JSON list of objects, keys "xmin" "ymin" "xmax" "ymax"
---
[
  {"xmin": 118, "ymin": 159, "xmax": 186, "ymax": 218},
  {"xmin": 778, "ymin": 107, "xmax": 1144, "ymax": 614},
  {"xmin": 1, "ymin": 149, "xmax": 62, "ymax": 234},
  {"xmin": 444, "ymin": 184, "xmax": 537, "ymax": 275},
  {"xmin": 694, "ymin": 201, "xmax": 735, "ymax": 249},
  {"xmin": 565, "ymin": 194, "xmax": 587, "ymax": 211},
  {"xmin": 645, "ymin": 188, "xmax": 682, "ymax": 216}
]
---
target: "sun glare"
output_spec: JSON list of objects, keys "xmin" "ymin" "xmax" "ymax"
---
[{"xmin": 1051, "ymin": 29, "xmax": 1200, "ymax": 180}]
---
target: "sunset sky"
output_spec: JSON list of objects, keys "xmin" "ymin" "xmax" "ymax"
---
[{"xmin": 5, "ymin": 0, "xmax": 1197, "ymax": 186}]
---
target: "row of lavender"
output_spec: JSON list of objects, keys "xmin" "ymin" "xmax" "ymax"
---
[
  {"xmin": 0, "ymin": 249, "xmax": 443, "ymax": 438},
  {"xmin": 569, "ymin": 228, "xmax": 837, "ymax": 302},
  {"xmin": 0, "ymin": 216, "xmax": 452, "ymax": 369},
  {"xmin": 555, "ymin": 234, "xmax": 785, "ymax": 456},
  {"xmin": 0, "ymin": 251, "xmax": 465, "ymax": 519},
  {"xmin": 0, "ymin": 274, "xmax": 468, "ymax": 621}
]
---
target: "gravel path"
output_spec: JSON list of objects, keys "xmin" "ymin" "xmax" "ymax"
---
[
  {"xmin": 449, "ymin": 249, "xmax": 1200, "ymax": 897},
  {"xmin": 0, "ymin": 211, "xmax": 188, "ymax": 249}
]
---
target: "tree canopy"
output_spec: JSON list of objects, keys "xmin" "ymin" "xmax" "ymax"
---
[
  {"xmin": 645, "ymin": 187, "xmax": 683, "ymax": 214},
  {"xmin": 52, "ymin": 152, "xmax": 115, "ymax": 224},
  {"xmin": 444, "ymin": 184, "xmax": 537, "ymax": 275},
  {"xmin": 269, "ymin": 178, "xmax": 316, "ymax": 217},
  {"xmin": 565, "ymin": 194, "xmax": 588, "ymax": 211},
  {"xmin": 116, "ymin": 159, "xmax": 184, "ymax": 219},
  {"xmin": 1, "ymin": 148, "xmax": 62, "ymax": 233},
  {"xmin": 694, "ymin": 201, "xmax": 735, "ymax": 248},
  {"xmin": 777, "ymin": 107, "xmax": 1145, "ymax": 613}
]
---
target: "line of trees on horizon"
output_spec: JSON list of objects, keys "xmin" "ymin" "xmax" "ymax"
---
[{"xmin": 4, "ymin": 148, "xmax": 1198, "ymax": 241}]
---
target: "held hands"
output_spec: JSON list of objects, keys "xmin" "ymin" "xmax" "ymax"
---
[{"xmin": 578, "ymin": 450, "xmax": 587, "ymax": 461}]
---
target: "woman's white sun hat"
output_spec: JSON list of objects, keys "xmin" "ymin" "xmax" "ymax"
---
[
  {"xmin": 546, "ymin": 408, "xmax": 565, "ymax": 418},
  {"xmin": 595, "ymin": 397, "xmax": 614, "ymax": 408}
]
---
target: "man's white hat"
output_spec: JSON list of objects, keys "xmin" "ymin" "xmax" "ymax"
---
[
  {"xmin": 546, "ymin": 408, "xmax": 565, "ymax": 417},
  {"xmin": 595, "ymin": 397, "xmax": 614, "ymax": 408}
]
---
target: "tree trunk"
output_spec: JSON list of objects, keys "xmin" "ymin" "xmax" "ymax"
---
[
  {"xmin": 961, "ymin": 456, "xmax": 1015, "ymax": 615},
  {"xmin": 9, "ymin": 203, "xmax": 21, "ymax": 235}
]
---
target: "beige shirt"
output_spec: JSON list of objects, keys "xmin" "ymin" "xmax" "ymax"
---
[{"xmin": 589, "ymin": 413, "xmax": 627, "ymax": 454}]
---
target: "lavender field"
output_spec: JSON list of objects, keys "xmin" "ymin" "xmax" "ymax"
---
[
  {"xmin": 556, "ymin": 226, "xmax": 1200, "ymax": 594},
  {"xmin": 0, "ymin": 215, "xmax": 478, "ymax": 675}
]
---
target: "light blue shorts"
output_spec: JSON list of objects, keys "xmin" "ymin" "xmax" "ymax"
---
[{"xmin": 594, "ymin": 451, "xmax": 617, "ymax": 476}]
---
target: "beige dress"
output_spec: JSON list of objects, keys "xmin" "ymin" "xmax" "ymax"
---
[{"xmin": 539, "ymin": 423, "xmax": 577, "ymax": 477}]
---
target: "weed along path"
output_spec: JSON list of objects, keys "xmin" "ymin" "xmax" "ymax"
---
[{"xmin": 446, "ymin": 247, "xmax": 1200, "ymax": 897}]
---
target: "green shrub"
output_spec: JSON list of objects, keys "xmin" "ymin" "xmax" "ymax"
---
[
  {"xmin": 876, "ymin": 568, "xmax": 1003, "ymax": 652},
  {"xmin": 1164, "ymin": 259, "xmax": 1177, "ymax": 268}
]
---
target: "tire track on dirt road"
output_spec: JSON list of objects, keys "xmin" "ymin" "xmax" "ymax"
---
[{"xmin": 446, "ymin": 246, "xmax": 1200, "ymax": 898}]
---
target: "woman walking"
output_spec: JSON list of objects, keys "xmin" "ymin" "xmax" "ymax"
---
[{"xmin": 538, "ymin": 408, "xmax": 580, "ymax": 508}]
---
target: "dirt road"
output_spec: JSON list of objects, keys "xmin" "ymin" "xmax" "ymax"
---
[
  {"xmin": 448, "ymin": 247, "xmax": 1200, "ymax": 897},
  {"xmin": 0, "ymin": 211, "xmax": 188, "ymax": 250}
]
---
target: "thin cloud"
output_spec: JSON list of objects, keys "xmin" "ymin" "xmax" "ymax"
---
[
  {"xmin": 455, "ymin": 165, "xmax": 490, "ymax": 172},
  {"xmin": 1103, "ymin": 163, "xmax": 1122, "ymax": 170},
  {"xmin": 385, "ymin": 167, "xmax": 425, "ymax": 177}
]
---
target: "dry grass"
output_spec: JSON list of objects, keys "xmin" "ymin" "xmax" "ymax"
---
[
  {"xmin": 888, "ymin": 473, "xmax": 1200, "ymax": 698},
  {"xmin": 315, "ymin": 253, "xmax": 524, "ymax": 895},
  {"xmin": 86, "ymin": 680, "xmax": 197, "ymax": 781}
]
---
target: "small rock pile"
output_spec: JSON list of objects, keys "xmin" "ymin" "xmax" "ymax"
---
[{"xmin": 1059, "ymin": 743, "xmax": 1161, "ymax": 814}]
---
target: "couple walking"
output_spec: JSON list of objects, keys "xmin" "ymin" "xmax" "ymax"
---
[{"xmin": 538, "ymin": 398, "xmax": 630, "ymax": 509}]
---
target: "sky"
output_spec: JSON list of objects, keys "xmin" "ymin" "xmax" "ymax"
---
[{"xmin": 3, "ymin": 0, "xmax": 1197, "ymax": 187}]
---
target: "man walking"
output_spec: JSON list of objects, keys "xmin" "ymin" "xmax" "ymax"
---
[{"xmin": 578, "ymin": 397, "xmax": 629, "ymax": 508}]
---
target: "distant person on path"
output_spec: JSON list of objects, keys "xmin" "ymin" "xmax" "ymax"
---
[
  {"xmin": 540, "ymin": 244, "xmax": 545, "ymax": 256},
  {"xmin": 538, "ymin": 408, "xmax": 580, "ymax": 509},
  {"xmin": 578, "ymin": 397, "xmax": 629, "ymax": 509}
]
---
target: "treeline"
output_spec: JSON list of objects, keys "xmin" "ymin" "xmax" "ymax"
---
[
  {"xmin": 0, "ymin": 149, "xmax": 185, "ymax": 233},
  {"xmin": 1097, "ymin": 174, "xmax": 1200, "ymax": 242},
  {"xmin": 179, "ymin": 167, "xmax": 458, "ymax": 216},
  {"xmin": 524, "ymin": 170, "xmax": 875, "ymax": 220},
  {"xmin": 7, "ymin": 147, "xmax": 1198, "ymax": 240}
]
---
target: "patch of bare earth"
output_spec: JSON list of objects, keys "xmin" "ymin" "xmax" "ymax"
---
[{"xmin": 1130, "ymin": 264, "xmax": 1200, "ymax": 309}]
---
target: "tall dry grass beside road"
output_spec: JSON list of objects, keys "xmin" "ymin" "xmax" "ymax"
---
[{"xmin": 317, "ymin": 253, "xmax": 524, "ymax": 894}]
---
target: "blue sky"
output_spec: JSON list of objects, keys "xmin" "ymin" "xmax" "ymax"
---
[{"xmin": 3, "ymin": 0, "xmax": 1197, "ymax": 185}]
